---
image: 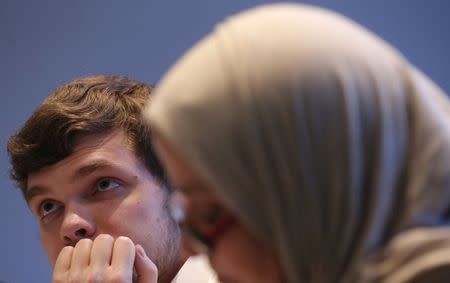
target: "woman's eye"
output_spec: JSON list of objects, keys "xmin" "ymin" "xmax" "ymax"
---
[
  {"xmin": 39, "ymin": 200, "xmax": 61, "ymax": 217},
  {"xmin": 96, "ymin": 178, "xmax": 121, "ymax": 192}
]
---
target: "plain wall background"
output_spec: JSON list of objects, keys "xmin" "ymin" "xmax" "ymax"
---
[{"xmin": 1, "ymin": 1, "xmax": 449, "ymax": 282}]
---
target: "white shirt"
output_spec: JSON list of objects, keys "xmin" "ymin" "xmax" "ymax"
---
[{"xmin": 172, "ymin": 255, "xmax": 218, "ymax": 283}]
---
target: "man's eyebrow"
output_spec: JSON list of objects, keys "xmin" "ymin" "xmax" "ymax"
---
[
  {"xmin": 71, "ymin": 160, "xmax": 115, "ymax": 181},
  {"xmin": 25, "ymin": 160, "xmax": 117, "ymax": 204},
  {"xmin": 25, "ymin": 185, "xmax": 48, "ymax": 204}
]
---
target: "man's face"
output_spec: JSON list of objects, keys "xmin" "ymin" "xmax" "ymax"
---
[{"xmin": 26, "ymin": 130, "xmax": 180, "ymax": 280}]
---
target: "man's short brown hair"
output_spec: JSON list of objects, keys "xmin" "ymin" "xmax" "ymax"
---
[{"xmin": 7, "ymin": 75, "xmax": 166, "ymax": 195}]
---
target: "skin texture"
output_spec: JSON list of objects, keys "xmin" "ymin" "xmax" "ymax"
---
[
  {"xmin": 26, "ymin": 130, "xmax": 181, "ymax": 282},
  {"xmin": 153, "ymin": 134, "xmax": 283, "ymax": 283}
]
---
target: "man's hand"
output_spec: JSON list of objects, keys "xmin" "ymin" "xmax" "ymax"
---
[{"xmin": 52, "ymin": 234, "xmax": 157, "ymax": 283}]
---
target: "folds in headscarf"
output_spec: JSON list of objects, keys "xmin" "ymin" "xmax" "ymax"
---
[{"xmin": 145, "ymin": 4, "xmax": 450, "ymax": 283}]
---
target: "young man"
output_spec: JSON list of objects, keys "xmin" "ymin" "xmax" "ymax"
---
[{"xmin": 7, "ymin": 76, "xmax": 215, "ymax": 282}]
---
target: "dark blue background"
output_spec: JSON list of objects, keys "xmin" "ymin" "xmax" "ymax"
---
[{"xmin": 1, "ymin": 1, "xmax": 449, "ymax": 282}]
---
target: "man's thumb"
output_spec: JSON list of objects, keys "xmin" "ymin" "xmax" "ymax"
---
[{"xmin": 135, "ymin": 245, "xmax": 158, "ymax": 283}]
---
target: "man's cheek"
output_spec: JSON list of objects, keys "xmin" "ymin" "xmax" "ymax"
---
[{"xmin": 40, "ymin": 238, "xmax": 59, "ymax": 267}]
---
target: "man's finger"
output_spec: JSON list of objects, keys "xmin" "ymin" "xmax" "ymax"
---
[
  {"xmin": 90, "ymin": 234, "xmax": 114, "ymax": 268},
  {"xmin": 134, "ymin": 244, "xmax": 158, "ymax": 283},
  {"xmin": 110, "ymin": 236, "xmax": 135, "ymax": 282},
  {"xmin": 52, "ymin": 246, "xmax": 73, "ymax": 282},
  {"xmin": 70, "ymin": 239, "xmax": 92, "ymax": 276}
]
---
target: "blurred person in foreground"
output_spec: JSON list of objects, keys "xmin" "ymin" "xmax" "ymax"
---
[{"xmin": 145, "ymin": 3, "xmax": 450, "ymax": 283}]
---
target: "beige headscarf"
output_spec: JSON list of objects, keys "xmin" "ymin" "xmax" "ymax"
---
[{"xmin": 145, "ymin": 3, "xmax": 450, "ymax": 283}]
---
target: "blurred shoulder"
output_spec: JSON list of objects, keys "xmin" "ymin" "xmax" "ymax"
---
[{"xmin": 172, "ymin": 255, "xmax": 218, "ymax": 283}]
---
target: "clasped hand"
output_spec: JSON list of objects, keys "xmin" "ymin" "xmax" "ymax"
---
[{"xmin": 52, "ymin": 234, "xmax": 157, "ymax": 283}]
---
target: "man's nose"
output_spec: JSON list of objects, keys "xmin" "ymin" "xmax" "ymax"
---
[{"xmin": 60, "ymin": 204, "xmax": 96, "ymax": 246}]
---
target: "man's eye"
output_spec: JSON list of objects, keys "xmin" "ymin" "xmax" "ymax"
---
[
  {"xmin": 96, "ymin": 178, "xmax": 121, "ymax": 192},
  {"xmin": 39, "ymin": 200, "xmax": 61, "ymax": 217}
]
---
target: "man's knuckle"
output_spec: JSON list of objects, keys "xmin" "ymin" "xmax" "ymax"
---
[
  {"xmin": 52, "ymin": 274, "xmax": 65, "ymax": 283},
  {"xmin": 149, "ymin": 261, "xmax": 158, "ymax": 274},
  {"xmin": 115, "ymin": 236, "xmax": 133, "ymax": 247},
  {"xmin": 86, "ymin": 270, "xmax": 104, "ymax": 283},
  {"xmin": 108, "ymin": 271, "xmax": 130, "ymax": 283},
  {"xmin": 67, "ymin": 278, "xmax": 81, "ymax": 283},
  {"xmin": 75, "ymin": 238, "xmax": 93, "ymax": 249},
  {"xmin": 95, "ymin": 234, "xmax": 113, "ymax": 242},
  {"xmin": 67, "ymin": 272, "xmax": 82, "ymax": 283}
]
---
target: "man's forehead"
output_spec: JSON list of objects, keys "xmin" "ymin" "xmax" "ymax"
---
[{"xmin": 72, "ymin": 130, "xmax": 127, "ymax": 151}]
